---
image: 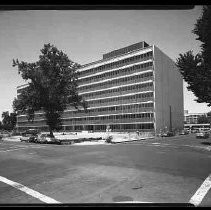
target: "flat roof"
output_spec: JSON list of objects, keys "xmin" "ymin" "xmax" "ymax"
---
[
  {"xmin": 79, "ymin": 42, "xmax": 152, "ymax": 70},
  {"xmin": 17, "ymin": 83, "xmax": 29, "ymax": 89},
  {"xmin": 17, "ymin": 42, "xmax": 152, "ymax": 89}
]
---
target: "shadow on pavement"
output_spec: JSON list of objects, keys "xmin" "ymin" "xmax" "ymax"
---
[{"xmin": 201, "ymin": 142, "xmax": 211, "ymax": 146}]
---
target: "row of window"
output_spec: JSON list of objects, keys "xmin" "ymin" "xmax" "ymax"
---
[
  {"xmin": 18, "ymin": 112, "xmax": 154, "ymax": 124},
  {"xmin": 17, "ymin": 92, "xmax": 154, "ymax": 121},
  {"xmin": 103, "ymin": 42, "xmax": 147, "ymax": 59},
  {"xmin": 16, "ymin": 123, "xmax": 154, "ymax": 131},
  {"xmin": 63, "ymin": 113, "xmax": 154, "ymax": 122},
  {"xmin": 17, "ymin": 60, "xmax": 153, "ymax": 96},
  {"xmin": 79, "ymin": 71, "xmax": 153, "ymax": 92},
  {"xmin": 81, "ymin": 82, "xmax": 153, "ymax": 99},
  {"xmin": 17, "ymin": 86, "xmax": 28, "ymax": 94},
  {"xmin": 79, "ymin": 51, "xmax": 153, "ymax": 77},
  {"xmin": 71, "ymin": 123, "xmax": 154, "ymax": 131},
  {"xmin": 17, "ymin": 102, "xmax": 154, "ymax": 123},
  {"xmin": 64, "ymin": 103, "xmax": 154, "ymax": 116},
  {"xmin": 18, "ymin": 101, "xmax": 154, "ymax": 122},
  {"xmin": 78, "ymin": 61, "xmax": 153, "ymax": 85},
  {"xmin": 109, "ymin": 123, "xmax": 154, "ymax": 130},
  {"xmin": 88, "ymin": 92, "xmax": 154, "ymax": 105},
  {"xmin": 18, "ymin": 121, "xmax": 46, "ymax": 125}
]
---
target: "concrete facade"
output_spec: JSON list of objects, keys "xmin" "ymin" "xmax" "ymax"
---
[
  {"xmin": 16, "ymin": 42, "xmax": 184, "ymax": 135},
  {"xmin": 153, "ymin": 46, "xmax": 184, "ymax": 133},
  {"xmin": 184, "ymin": 112, "xmax": 207, "ymax": 124}
]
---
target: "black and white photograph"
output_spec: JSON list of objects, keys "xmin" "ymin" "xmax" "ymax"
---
[{"xmin": 0, "ymin": 5, "xmax": 210, "ymax": 207}]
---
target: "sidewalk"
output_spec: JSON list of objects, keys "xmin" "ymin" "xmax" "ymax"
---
[
  {"xmin": 1, "ymin": 136, "xmax": 22, "ymax": 142},
  {"xmin": 1, "ymin": 132, "xmax": 155, "ymax": 145}
]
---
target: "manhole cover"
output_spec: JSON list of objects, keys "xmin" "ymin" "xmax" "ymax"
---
[
  {"xmin": 132, "ymin": 185, "xmax": 143, "ymax": 190},
  {"xmin": 112, "ymin": 195, "xmax": 133, "ymax": 202}
]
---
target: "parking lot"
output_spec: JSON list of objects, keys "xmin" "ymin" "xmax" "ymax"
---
[{"xmin": 0, "ymin": 134, "xmax": 211, "ymax": 206}]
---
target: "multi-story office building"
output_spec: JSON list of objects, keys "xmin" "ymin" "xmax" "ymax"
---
[
  {"xmin": 184, "ymin": 110, "xmax": 207, "ymax": 124},
  {"xmin": 16, "ymin": 41, "xmax": 184, "ymax": 134}
]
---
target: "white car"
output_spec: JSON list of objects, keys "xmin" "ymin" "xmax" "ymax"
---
[
  {"xmin": 20, "ymin": 133, "xmax": 38, "ymax": 143},
  {"xmin": 36, "ymin": 133, "xmax": 61, "ymax": 144},
  {"xmin": 196, "ymin": 131, "xmax": 209, "ymax": 139}
]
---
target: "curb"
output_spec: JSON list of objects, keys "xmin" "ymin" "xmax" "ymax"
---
[{"xmin": 112, "ymin": 137, "xmax": 155, "ymax": 144}]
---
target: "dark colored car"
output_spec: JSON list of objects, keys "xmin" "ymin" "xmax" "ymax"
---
[
  {"xmin": 36, "ymin": 133, "xmax": 61, "ymax": 144},
  {"xmin": 179, "ymin": 130, "xmax": 189, "ymax": 135},
  {"xmin": 20, "ymin": 129, "xmax": 40, "ymax": 143},
  {"xmin": 160, "ymin": 131, "xmax": 175, "ymax": 137}
]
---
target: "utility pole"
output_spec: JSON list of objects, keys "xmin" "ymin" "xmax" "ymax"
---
[
  {"xmin": 16, "ymin": 112, "xmax": 19, "ymax": 133},
  {"xmin": 169, "ymin": 105, "xmax": 172, "ymax": 132}
]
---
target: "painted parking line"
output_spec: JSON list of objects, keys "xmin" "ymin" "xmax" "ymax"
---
[
  {"xmin": 0, "ymin": 148, "xmax": 28, "ymax": 152},
  {"xmin": 118, "ymin": 142, "xmax": 211, "ymax": 151},
  {"xmin": 0, "ymin": 176, "xmax": 61, "ymax": 204},
  {"xmin": 116, "ymin": 201, "xmax": 152, "ymax": 203},
  {"xmin": 118, "ymin": 143, "xmax": 178, "ymax": 148},
  {"xmin": 0, "ymin": 145, "xmax": 47, "ymax": 152},
  {"xmin": 189, "ymin": 174, "xmax": 211, "ymax": 206},
  {"xmin": 18, "ymin": 145, "xmax": 47, "ymax": 148}
]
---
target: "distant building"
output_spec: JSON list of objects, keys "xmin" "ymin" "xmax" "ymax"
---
[
  {"xmin": 16, "ymin": 41, "xmax": 184, "ymax": 134},
  {"xmin": 184, "ymin": 123, "xmax": 210, "ymax": 132},
  {"xmin": 184, "ymin": 111, "xmax": 207, "ymax": 124},
  {"xmin": 184, "ymin": 110, "xmax": 189, "ymax": 115}
]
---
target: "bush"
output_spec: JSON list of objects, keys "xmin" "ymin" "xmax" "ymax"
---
[{"xmin": 105, "ymin": 136, "xmax": 113, "ymax": 143}]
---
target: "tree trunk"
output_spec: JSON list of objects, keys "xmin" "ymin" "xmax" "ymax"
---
[{"xmin": 49, "ymin": 126, "xmax": 54, "ymax": 137}]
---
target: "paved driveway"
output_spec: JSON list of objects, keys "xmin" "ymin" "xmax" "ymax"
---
[{"xmin": 0, "ymin": 134, "xmax": 211, "ymax": 206}]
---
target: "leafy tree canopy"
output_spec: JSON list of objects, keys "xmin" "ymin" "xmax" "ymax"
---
[
  {"xmin": 176, "ymin": 5, "xmax": 211, "ymax": 106},
  {"xmin": 13, "ymin": 43, "xmax": 87, "ymax": 136},
  {"xmin": 197, "ymin": 114, "xmax": 209, "ymax": 124},
  {"xmin": 1, "ymin": 111, "xmax": 17, "ymax": 131}
]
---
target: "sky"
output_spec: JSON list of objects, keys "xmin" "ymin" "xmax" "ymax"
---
[{"xmin": 0, "ymin": 6, "xmax": 210, "ymax": 120}]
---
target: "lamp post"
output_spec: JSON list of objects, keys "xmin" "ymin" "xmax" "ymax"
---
[
  {"xmin": 16, "ymin": 112, "xmax": 19, "ymax": 133},
  {"xmin": 169, "ymin": 105, "xmax": 172, "ymax": 132}
]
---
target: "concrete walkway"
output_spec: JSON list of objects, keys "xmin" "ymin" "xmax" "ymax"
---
[{"xmin": 1, "ymin": 132, "xmax": 155, "ymax": 145}]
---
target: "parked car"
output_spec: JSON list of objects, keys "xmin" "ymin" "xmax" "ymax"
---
[
  {"xmin": 196, "ymin": 131, "xmax": 210, "ymax": 139},
  {"xmin": 179, "ymin": 130, "xmax": 189, "ymax": 135},
  {"xmin": 36, "ymin": 133, "xmax": 49, "ymax": 144},
  {"xmin": 160, "ymin": 131, "xmax": 175, "ymax": 137},
  {"xmin": 191, "ymin": 129, "xmax": 199, "ymax": 133},
  {"xmin": 20, "ymin": 135, "xmax": 37, "ymax": 143},
  {"xmin": 20, "ymin": 129, "xmax": 40, "ymax": 143},
  {"xmin": 36, "ymin": 133, "xmax": 61, "ymax": 144},
  {"xmin": 0, "ymin": 130, "xmax": 11, "ymax": 138}
]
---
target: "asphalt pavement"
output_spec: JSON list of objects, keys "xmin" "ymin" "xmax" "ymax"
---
[{"xmin": 0, "ymin": 134, "xmax": 211, "ymax": 206}]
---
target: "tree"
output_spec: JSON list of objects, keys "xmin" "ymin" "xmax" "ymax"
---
[
  {"xmin": 207, "ymin": 111, "xmax": 211, "ymax": 117},
  {"xmin": 13, "ymin": 43, "xmax": 87, "ymax": 137},
  {"xmin": 1, "ymin": 111, "xmax": 17, "ymax": 131},
  {"xmin": 197, "ymin": 114, "xmax": 209, "ymax": 124},
  {"xmin": 2, "ymin": 111, "xmax": 10, "ymax": 130},
  {"xmin": 197, "ymin": 111, "xmax": 211, "ymax": 124},
  {"xmin": 9, "ymin": 112, "xmax": 17, "ymax": 131},
  {"xmin": 176, "ymin": 6, "xmax": 211, "ymax": 106},
  {"xmin": 206, "ymin": 111, "xmax": 211, "ymax": 123}
]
